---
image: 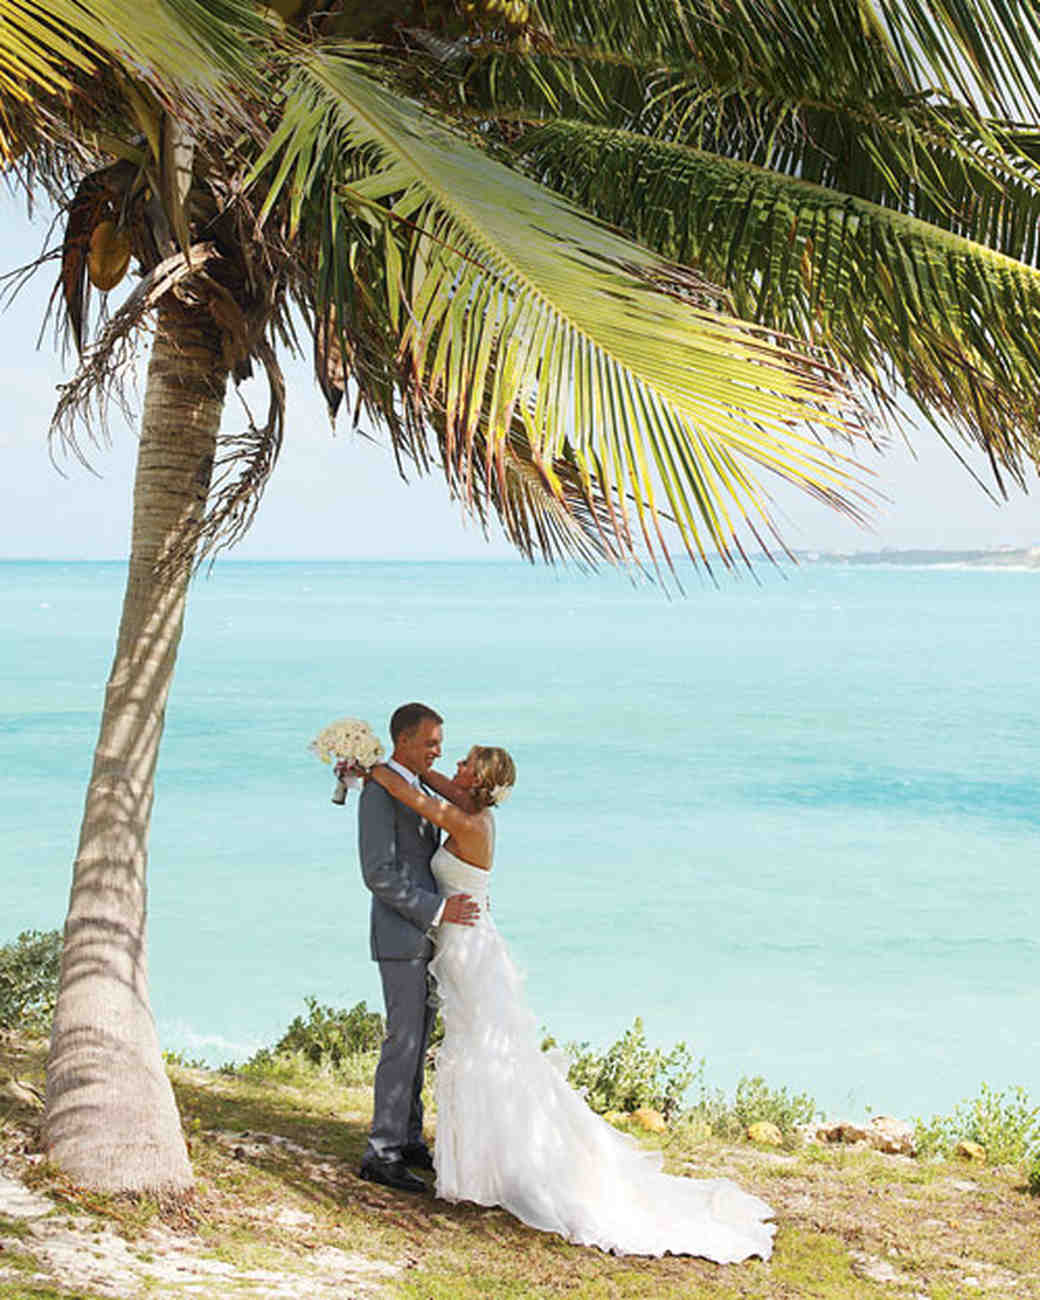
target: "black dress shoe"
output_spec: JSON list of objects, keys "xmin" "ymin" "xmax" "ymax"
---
[
  {"xmin": 401, "ymin": 1142, "xmax": 434, "ymax": 1171},
  {"xmin": 358, "ymin": 1155, "xmax": 428, "ymax": 1194}
]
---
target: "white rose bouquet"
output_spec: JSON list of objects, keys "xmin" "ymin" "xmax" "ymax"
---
[{"xmin": 309, "ymin": 717, "xmax": 385, "ymax": 804}]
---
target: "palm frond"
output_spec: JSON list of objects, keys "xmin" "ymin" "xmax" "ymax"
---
[
  {"xmin": 253, "ymin": 46, "xmax": 867, "ymax": 570},
  {"xmin": 522, "ymin": 120, "xmax": 1040, "ymax": 485},
  {"xmin": 625, "ymin": 91, "xmax": 1040, "ymax": 264},
  {"xmin": 456, "ymin": 50, "xmax": 1040, "ymax": 247},
  {"xmin": 446, "ymin": 0, "xmax": 1040, "ymax": 240},
  {"xmin": 0, "ymin": 0, "xmax": 265, "ymax": 163},
  {"xmin": 520, "ymin": 0, "xmax": 1040, "ymax": 117},
  {"xmin": 874, "ymin": 0, "xmax": 1040, "ymax": 117},
  {"xmin": 439, "ymin": 421, "xmax": 629, "ymax": 570}
]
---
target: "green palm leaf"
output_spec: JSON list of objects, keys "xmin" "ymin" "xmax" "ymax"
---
[
  {"xmin": 441, "ymin": 420, "xmax": 631, "ymax": 570},
  {"xmin": 517, "ymin": 0, "xmax": 1040, "ymax": 117},
  {"xmin": 522, "ymin": 120, "xmax": 1040, "ymax": 484},
  {"xmin": 451, "ymin": 0, "xmax": 1040, "ymax": 241},
  {"xmin": 253, "ymin": 46, "xmax": 865, "ymax": 568},
  {"xmin": 0, "ymin": 0, "xmax": 264, "ymax": 161}
]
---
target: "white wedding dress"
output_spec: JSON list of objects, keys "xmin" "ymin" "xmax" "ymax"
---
[{"xmin": 429, "ymin": 846, "xmax": 776, "ymax": 1262}]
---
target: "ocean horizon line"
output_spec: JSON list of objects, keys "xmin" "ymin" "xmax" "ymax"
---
[
  {"xmin": 0, "ymin": 554, "xmax": 531, "ymax": 565},
  {"xmin": 3, "ymin": 545, "xmax": 1039, "ymax": 566}
]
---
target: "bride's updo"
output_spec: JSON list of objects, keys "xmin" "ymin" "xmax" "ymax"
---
[{"xmin": 469, "ymin": 746, "xmax": 516, "ymax": 809}]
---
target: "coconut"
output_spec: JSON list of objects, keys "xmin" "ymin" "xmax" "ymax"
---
[{"xmin": 87, "ymin": 221, "xmax": 132, "ymax": 291}]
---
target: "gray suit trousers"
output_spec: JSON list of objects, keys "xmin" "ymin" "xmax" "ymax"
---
[{"xmin": 366, "ymin": 958, "xmax": 436, "ymax": 1160}]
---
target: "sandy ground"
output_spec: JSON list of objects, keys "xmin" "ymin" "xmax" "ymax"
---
[{"xmin": 0, "ymin": 1154, "xmax": 399, "ymax": 1299}]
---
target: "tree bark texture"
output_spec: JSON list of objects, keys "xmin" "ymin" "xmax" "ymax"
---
[{"xmin": 45, "ymin": 300, "xmax": 228, "ymax": 1195}]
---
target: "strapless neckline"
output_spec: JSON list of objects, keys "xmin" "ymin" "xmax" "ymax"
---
[
  {"xmin": 431, "ymin": 847, "xmax": 493, "ymax": 910},
  {"xmin": 435, "ymin": 845, "xmax": 491, "ymax": 873}
]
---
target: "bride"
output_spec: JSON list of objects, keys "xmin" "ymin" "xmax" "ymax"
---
[{"xmin": 367, "ymin": 748, "xmax": 776, "ymax": 1263}]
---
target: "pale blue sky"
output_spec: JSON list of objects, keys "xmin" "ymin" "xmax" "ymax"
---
[{"xmin": 2, "ymin": 190, "xmax": 1038, "ymax": 560}]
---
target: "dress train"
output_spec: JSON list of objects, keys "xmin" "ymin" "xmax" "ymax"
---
[{"xmin": 429, "ymin": 848, "xmax": 776, "ymax": 1262}]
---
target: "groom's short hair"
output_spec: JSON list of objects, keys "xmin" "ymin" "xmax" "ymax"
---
[{"xmin": 390, "ymin": 702, "xmax": 443, "ymax": 742}]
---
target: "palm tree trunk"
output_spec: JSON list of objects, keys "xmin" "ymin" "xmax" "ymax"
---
[{"xmin": 44, "ymin": 299, "xmax": 228, "ymax": 1196}]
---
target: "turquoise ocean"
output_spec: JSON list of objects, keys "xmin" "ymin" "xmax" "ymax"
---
[{"xmin": 3, "ymin": 559, "xmax": 1038, "ymax": 1121}]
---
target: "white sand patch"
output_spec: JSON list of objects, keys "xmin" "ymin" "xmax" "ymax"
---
[
  {"xmin": 0, "ymin": 1168, "xmax": 53, "ymax": 1219},
  {"xmin": 0, "ymin": 1161, "xmax": 398, "ymax": 1299}
]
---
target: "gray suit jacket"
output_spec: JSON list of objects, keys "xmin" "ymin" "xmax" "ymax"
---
[{"xmin": 358, "ymin": 779, "xmax": 442, "ymax": 961}]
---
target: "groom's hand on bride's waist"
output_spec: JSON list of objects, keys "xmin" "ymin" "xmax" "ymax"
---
[{"xmin": 441, "ymin": 893, "xmax": 479, "ymax": 926}]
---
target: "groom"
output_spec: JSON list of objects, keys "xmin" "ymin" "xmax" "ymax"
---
[{"xmin": 354, "ymin": 701, "xmax": 478, "ymax": 1193}]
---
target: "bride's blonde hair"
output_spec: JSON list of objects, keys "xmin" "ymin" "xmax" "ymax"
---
[{"xmin": 469, "ymin": 746, "xmax": 516, "ymax": 809}]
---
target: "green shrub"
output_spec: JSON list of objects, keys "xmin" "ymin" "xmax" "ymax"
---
[
  {"xmin": 239, "ymin": 1044, "xmax": 382, "ymax": 1088},
  {"xmin": 732, "ymin": 1074, "xmax": 819, "ymax": 1134},
  {"xmin": 426, "ymin": 1011, "xmax": 445, "ymax": 1060},
  {"xmin": 232, "ymin": 996, "xmax": 386, "ymax": 1084},
  {"xmin": 683, "ymin": 1083, "xmax": 731, "ymax": 1137},
  {"xmin": 914, "ymin": 1083, "xmax": 1040, "ymax": 1164},
  {"xmin": 557, "ymin": 1018, "xmax": 700, "ymax": 1120},
  {"xmin": 913, "ymin": 1112, "xmax": 953, "ymax": 1160},
  {"xmin": 1028, "ymin": 1151, "xmax": 1040, "ymax": 1194},
  {"xmin": 0, "ymin": 930, "xmax": 62, "ymax": 1033},
  {"xmin": 271, "ymin": 996, "xmax": 385, "ymax": 1067},
  {"xmin": 541, "ymin": 1021, "xmax": 815, "ymax": 1137},
  {"xmin": 162, "ymin": 1049, "xmax": 207, "ymax": 1069},
  {"xmin": 690, "ymin": 1074, "xmax": 818, "ymax": 1140}
]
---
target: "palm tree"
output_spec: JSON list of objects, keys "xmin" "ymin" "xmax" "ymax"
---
[
  {"xmin": 1, "ymin": 0, "xmax": 267, "ymax": 1198},
  {"xmin": 10, "ymin": 0, "xmax": 857, "ymax": 1198},
  {"xmin": 7, "ymin": 0, "xmax": 1038, "ymax": 1197}
]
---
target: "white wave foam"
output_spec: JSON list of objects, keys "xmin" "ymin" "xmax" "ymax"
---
[{"xmin": 160, "ymin": 1021, "xmax": 263, "ymax": 1064}]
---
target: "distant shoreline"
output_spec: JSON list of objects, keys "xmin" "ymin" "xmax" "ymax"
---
[
  {"xmin": 796, "ymin": 546, "xmax": 1040, "ymax": 569},
  {"xmin": 3, "ymin": 548, "xmax": 1040, "ymax": 567}
]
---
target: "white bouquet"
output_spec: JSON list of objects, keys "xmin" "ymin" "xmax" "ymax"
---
[{"xmin": 309, "ymin": 717, "xmax": 385, "ymax": 804}]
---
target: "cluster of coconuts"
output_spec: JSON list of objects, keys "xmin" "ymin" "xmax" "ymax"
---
[
  {"xmin": 87, "ymin": 221, "xmax": 132, "ymax": 291},
  {"xmin": 460, "ymin": 0, "xmax": 531, "ymax": 29}
]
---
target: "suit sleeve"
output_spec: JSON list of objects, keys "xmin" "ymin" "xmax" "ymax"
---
[{"xmin": 358, "ymin": 782, "xmax": 443, "ymax": 932}]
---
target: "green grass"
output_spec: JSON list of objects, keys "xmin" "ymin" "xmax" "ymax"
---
[
  {"xmin": 0, "ymin": 1240, "xmax": 113, "ymax": 1300},
  {"xmin": 0, "ymin": 1284, "xmax": 109, "ymax": 1300},
  {"xmin": 0, "ymin": 1213, "xmax": 34, "ymax": 1240},
  {"xmin": 174, "ymin": 1059, "xmax": 1040, "ymax": 1300},
  {"xmin": 0, "ymin": 1242, "xmax": 45, "ymax": 1274},
  {"xmin": 3, "ymin": 1035, "xmax": 1040, "ymax": 1300}
]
